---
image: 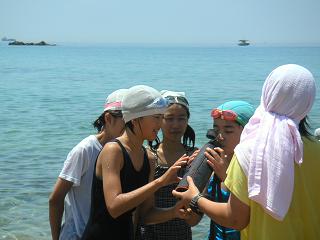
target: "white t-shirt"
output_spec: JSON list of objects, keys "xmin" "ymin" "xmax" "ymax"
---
[{"xmin": 59, "ymin": 135, "xmax": 102, "ymax": 240}]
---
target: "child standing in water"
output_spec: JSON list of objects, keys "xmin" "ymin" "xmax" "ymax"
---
[
  {"xmin": 138, "ymin": 90, "xmax": 197, "ymax": 240},
  {"xmin": 82, "ymin": 85, "xmax": 190, "ymax": 240},
  {"xmin": 49, "ymin": 89, "xmax": 128, "ymax": 240}
]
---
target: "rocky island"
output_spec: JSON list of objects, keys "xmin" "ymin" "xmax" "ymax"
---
[{"xmin": 8, "ymin": 40, "xmax": 56, "ymax": 46}]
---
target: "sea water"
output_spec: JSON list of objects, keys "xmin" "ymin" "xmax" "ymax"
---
[{"xmin": 0, "ymin": 43, "xmax": 319, "ymax": 239}]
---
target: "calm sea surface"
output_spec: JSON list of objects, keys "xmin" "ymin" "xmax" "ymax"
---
[{"xmin": 0, "ymin": 43, "xmax": 319, "ymax": 239}]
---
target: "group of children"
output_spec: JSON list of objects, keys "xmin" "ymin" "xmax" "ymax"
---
[{"xmin": 49, "ymin": 64, "xmax": 320, "ymax": 240}]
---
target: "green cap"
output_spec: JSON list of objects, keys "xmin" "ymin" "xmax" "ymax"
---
[{"xmin": 216, "ymin": 100, "xmax": 255, "ymax": 127}]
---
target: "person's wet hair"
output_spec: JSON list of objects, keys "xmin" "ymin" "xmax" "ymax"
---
[
  {"xmin": 125, "ymin": 121, "xmax": 135, "ymax": 134},
  {"xmin": 93, "ymin": 110, "xmax": 123, "ymax": 132},
  {"xmin": 299, "ymin": 116, "xmax": 313, "ymax": 140},
  {"xmin": 181, "ymin": 105, "xmax": 196, "ymax": 148}
]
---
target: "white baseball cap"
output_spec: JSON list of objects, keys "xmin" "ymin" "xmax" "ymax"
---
[
  {"xmin": 104, "ymin": 89, "xmax": 128, "ymax": 112},
  {"xmin": 122, "ymin": 85, "xmax": 168, "ymax": 123}
]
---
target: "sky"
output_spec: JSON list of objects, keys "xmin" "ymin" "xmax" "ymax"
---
[{"xmin": 1, "ymin": 0, "xmax": 320, "ymax": 45}]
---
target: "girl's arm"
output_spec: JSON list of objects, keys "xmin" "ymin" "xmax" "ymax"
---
[
  {"xmin": 181, "ymin": 173, "xmax": 214, "ymax": 227},
  {"xmin": 172, "ymin": 176, "xmax": 250, "ymax": 230},
  {"xmin": 102, "ymin": 143, "xmax": 187, "ymax": 218},
  {"xmin": 49, "ymin": 178, "xmax": 73, "ymax": 240},
  {"xmin": 197, "ymin": 191, "xmax": 249, "ymax": 230}
]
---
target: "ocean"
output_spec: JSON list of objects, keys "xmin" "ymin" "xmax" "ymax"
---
[{"xmin": 0, "ymin": 43, "xmax": 319, "ymax": 239}]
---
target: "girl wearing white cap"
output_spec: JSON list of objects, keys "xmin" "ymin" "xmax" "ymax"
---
[
  {"xmin": 82, "ymin": 85, "xmax": 189, "ymax": 240},
  {"xmin": 49, "ymin": 89, "xmax": 128, "ymax": 240},
  {"xmin": 137, "ymin": 90, "xmax": 197, "ymax": 240},
  {"xmin": 173, "ymin": 64, "xmax": 320, "ymax": 239}
]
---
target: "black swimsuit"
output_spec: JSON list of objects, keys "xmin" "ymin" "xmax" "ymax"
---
[{"xmin": 82, "ymin": 139, "xmax": 150, "ymax": 240}]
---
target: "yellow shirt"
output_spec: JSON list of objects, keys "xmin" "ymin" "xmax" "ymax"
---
[{"xmin": 225, "ymin": 138, "xmax": 320, "ymax": 240}]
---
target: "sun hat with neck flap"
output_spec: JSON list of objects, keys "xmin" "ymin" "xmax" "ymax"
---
[
  {"xmin": 234, "ymin": 64, "xmax": 316, "ymax": 221},
  {"xmin": 122, "ymin": 85, "xmax": 168, "ymax": 123}
]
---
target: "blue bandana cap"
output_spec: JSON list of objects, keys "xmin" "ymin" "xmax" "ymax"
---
[{"xmin": 216, "ymin": 100, "xmax": 255, "ymax": 127}]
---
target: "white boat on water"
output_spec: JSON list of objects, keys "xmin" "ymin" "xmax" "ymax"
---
[
  {"xmin": 2, "ymin": 36, "xmax": 16, "ymax": 41},
  {"xmin": 238, "ymin": 40, "xmax": 249, "ymax": 46}
]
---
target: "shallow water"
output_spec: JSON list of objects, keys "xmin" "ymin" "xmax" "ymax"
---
[{"xmin": 0, "ymin": 43, "xmax": 319, "ymax": 239}]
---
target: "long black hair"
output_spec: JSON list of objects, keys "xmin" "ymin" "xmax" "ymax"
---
[
  {"xmin": 299, "ymin": 116, "xmax": 313, "ymax": 140},
  {"xmin": 125, "ymin": 121, "xmax": 135, "ymax": 133}
]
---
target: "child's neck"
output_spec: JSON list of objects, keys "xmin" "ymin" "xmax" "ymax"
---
[
  {"xmin": 95, "ymin": 131, "xmax": 113, "ymax": 146},
  {"xmin": 161, "ymin": 138, "xmax": 184, "ymax": 153},
  {"xmin": 121, "ymin": 130, "xmax": 143, "ymax": 151}
]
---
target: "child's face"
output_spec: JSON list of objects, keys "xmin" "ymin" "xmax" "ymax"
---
[
  {"xmin": 162, "ymin": 104, "xmax": 188, "ymax": 142},
  {"xmin": 213, "ymin": 118, "xmax": 243, "ymax": 162},
  {"xmin": 139, "ymin": 114, "xmax": 163, "ymax": 141}
]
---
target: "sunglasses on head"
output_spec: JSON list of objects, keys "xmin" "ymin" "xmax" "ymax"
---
[
  {"xmin": 109, "ymin": 110, "xmax": 123, "ymax": 118},
  {"xmin": 211, "ymin": 109, "xmax": 244, "ymax": 126},
  {"xmin": 165, "ymin": 96, "xmax": 189, "ymax": 107}
]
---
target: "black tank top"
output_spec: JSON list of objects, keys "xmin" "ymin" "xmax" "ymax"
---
[{"xmin": 82, "ymin": 139, "xmax": 150, "ymax": 240}]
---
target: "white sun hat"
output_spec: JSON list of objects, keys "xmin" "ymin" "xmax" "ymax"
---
[
  {"xmin": 104, "ymin": 89, "xmax": 128, "ymax": 112},
  {"xmin": 122, "ymin": 85, "xmax": 168, "ymax": 123}
]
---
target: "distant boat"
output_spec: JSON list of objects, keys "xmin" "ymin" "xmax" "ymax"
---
[
  {"xmin": 2, "ymin": 36, "xmax": 16, "ymax": 42},
  {"xmin": 238, "ymin": 40, "xmax": 250, "ymax": 46}
]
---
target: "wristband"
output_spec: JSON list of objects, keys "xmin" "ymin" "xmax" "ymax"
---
[{"xmin": 189, "ymin": 193, "xmax": 203, "ymax": 214}]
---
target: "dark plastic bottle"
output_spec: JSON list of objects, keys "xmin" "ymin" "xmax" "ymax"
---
[{"xmin": 176, "ymin": 129, "xmax": 220, "ymax": 192}]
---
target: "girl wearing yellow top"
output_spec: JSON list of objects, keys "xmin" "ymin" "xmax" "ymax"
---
[{"xmin": 173, "ymin": 64, "xmax": 320, "ymax": 240}]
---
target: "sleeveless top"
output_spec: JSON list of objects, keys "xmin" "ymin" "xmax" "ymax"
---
[
  {"xmin": 82, "ymin": 139, "xmax": 150, "ymax": 240},
  {"xmin": 207, "ymin": 174, "xmax": 240, "ymax": 240},
  {"xmin": 138, "ymin": 146, "xmax": 193, "ymax": 240}
]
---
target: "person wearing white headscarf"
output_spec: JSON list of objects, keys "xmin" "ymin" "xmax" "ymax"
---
[{"xmin": 173, "ymin": 64, "xmax": 320, "ymax": 240}]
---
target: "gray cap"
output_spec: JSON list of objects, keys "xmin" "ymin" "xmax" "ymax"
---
[{"xmin": 122, "ymin": 85, "xmax": 168, "ymax": 123}]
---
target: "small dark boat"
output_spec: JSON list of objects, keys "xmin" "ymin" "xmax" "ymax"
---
[
  {"xmin": 238, "ymin": 40, "xmax": 250, "ymax": 46},
  {"xmin": 2, "ymin": 36, "xmax": 16, "ymax": 41}
]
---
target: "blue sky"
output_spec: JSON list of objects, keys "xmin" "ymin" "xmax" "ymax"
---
[{"xmin": 1, "ymin": 0, "xmax": 320, "ymax": 45}]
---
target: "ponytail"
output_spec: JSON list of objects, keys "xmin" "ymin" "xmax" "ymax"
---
[{"xmin": 183, "ymin": 124, "xmax": 196, "ymax": 148}]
